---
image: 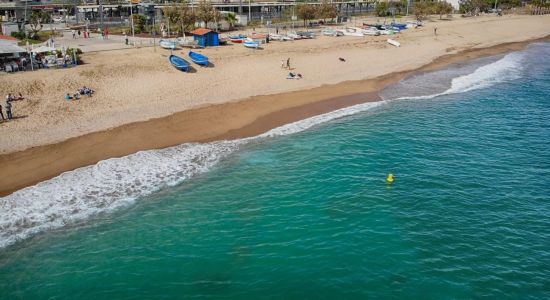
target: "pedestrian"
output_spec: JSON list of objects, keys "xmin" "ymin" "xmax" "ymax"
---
[
  {"xmin": 105, "ymin": 27, "xmax": 109, "ymax": 39},
  {"xmin": 281, "ymin": 59, "xmax": 285, "ymax": 68},
  {"xmin": 434, "ymin": 26, "xmax": 437, "ymax": 36},
  {"xmin": 124, "ymin": 32, "xmax": 128, "ymax": 45},
  {"xmin": 101, "ymin": 30, "xmax": 105, "ymax": 40},
  {"xmin": 72, "ymin": 29, "xmax": 76, "ymax": 39},
  {"xmin": 286, "ymin": 57, "xmax": 290, "ymax": 69},
  {"xmin": 5, "ymin": 100, "xmax": 12, "ymax": 120},
  {"xmin": 0, "ymin": 104, "xmax": 4, "ymax": 122},
  {"xmin": 78, "ymin": 29, "xmax": 81, "ymax": 38},
  {"xmin": 276, "ymin": 27, "xmax": 279, "ymax": 34}
]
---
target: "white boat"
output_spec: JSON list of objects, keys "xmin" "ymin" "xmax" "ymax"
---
[
  {"xmin": 159, "ymin": 39, "xmax": 177, "ymax": 49},
  {"xmin": 322, "ymin": 28, "xmax": 337, "ymax": 36},
  {"xmin": 387, "ymin": 39, "xmax": 400, "ymax": 47},
  {"xmin": 281, "ymin": 35, "xmax": 293, "ymax": 41},
  {"xmin": 177, "ymin": 37, "xmax": 199, "ymax": 48},
  {"xmin": 268, "ymin": 33, "xmax": 282, "ymax": 41},
  {"xmin": 287, "ymin": 32, "xmax": 302, "ymax": 40},
  {"xmin": 342, "ymin": 27, "xmax": 364, "ymax": 37},
  {"xmin": 362, "ymin": 28, "xmax": 381, "ymax": 36},
  {"xmin": 243, "ymin": 38, "xmax": 261, "ymax": 49}
]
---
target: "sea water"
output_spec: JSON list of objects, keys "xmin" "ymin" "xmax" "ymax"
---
[{"xmin": 0, "ymin": 43, "xmax": 549, "ymax": 299}]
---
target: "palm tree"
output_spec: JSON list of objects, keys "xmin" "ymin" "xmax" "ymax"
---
[{"xmin": 224, "ymin": 12, "xmax": 237, "ymax": 30}]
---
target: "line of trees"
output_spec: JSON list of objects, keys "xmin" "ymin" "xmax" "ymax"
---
[
  {"xmin": 162, "ymin": 0, "xmax": 228, "ymax": 34},
  {"xmin": 413, "ymin": 0, "xmax": 454, "ymax": 21},
  {"xmin": 296, "ymin": 0, "xmax": 338, "ymax": 27}
]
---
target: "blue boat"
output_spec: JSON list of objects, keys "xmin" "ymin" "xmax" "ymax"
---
[
  {"xmin": 188, "ymin": 51, "xmax": 209, "ymax": 67},
  {"xmin": 169, "ymin": 55, "xmax": 190, "ymax": 72}
]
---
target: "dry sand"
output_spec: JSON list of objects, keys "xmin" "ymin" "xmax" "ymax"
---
[{"xmin": 0, "ymin": 14, "xmax": 549, "ymax": 195}]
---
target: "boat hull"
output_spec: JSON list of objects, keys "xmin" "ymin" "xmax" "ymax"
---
[
  {"xmin": 169, "ymin": 55, "xmax": 190, "ymax": 72},
  {"xmin": 188, "ymin": 51, "xmax": 209, "ymax": 66}
]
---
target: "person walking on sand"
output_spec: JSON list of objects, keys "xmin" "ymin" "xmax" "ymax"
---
[
  {"xmin": 124, "ymin": 32, "xmax": 128, "ymax": 45},
  {"xmin": 5, "ymin": 99, "xmax": 12, "ymax": 120},
  {"xmin": 286, "ymin": 57, "xmax": 291, "ymax": 69},
  {"xmin": 78, "ymin": 29, "xmax": 81, "ymax": 38},
  {"xmin": 281, "ymin": 59, "xmax": 285, "ymax": 69},
  {"xmin": 434, "ymin": 27, "xmax": 437, "ymax": 36},
  {"xmin": 0, "ymin": 104, "xmax": 5, "ymax": 122},
  {"xmin": 72, "ymin": 29, "xmax": 76, "ymax": 39}
]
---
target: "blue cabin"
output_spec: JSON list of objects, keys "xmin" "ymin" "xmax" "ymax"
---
[{"xmin": 191, "ymin": 28, "xmax": 219, "ymax": 47}]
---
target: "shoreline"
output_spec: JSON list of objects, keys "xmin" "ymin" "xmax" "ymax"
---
[{"xmin": 0, "ymin": 36, "xmax": 548, "ymax": 197}]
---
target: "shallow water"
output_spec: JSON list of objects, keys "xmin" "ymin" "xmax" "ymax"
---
[{"xmin": 1, "ymin": 43, "xmax": 549, "ymax": 299}]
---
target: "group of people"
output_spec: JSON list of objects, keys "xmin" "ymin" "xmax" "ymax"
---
[
  {"xmin": 66, "ymin": 86, "xmax": 95, "ymax": 101},
  {"xmin": 0, "ymin": 93, "xmax": 22, "ymax": 122},
  {"xmin": 281, "ymin": 57, "xmax": 291, "ymax": 69}
]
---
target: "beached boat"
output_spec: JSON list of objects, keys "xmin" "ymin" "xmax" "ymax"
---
[
  {"xmin": 219, "ymin": 37, "xmax": 229, "ymax": 45},
  {"xmin": 177, "ymin": 37, "xmax": 199, "ymax": 48},
  {"xmin": 169, "ymin": 55, "xmax": 190, "ymax": 72},
  {"xmin": 188, "ymin": 51, "xmax": 209, "ymax": 66},
  {"xmin": 297, "ymin": 31, "xmax": 315, "ymax": 39},
  {"xmin": 322, "ymin": 28, "xmax": 337, "ymax": 36},
  {"xmin": 387, "ymin": 39, "xmax": 400, "ymax": 47},
  {"xmin": 243, "ymin": 38, "xmax": 261, "ymax": 49},
  {"xmin": 269, "ymin": 33, "xmax": 282, "ymax": 41},
  {"xmin": 362, "ymin": 28, "xmax": 381, "ymax": 36},
  {"xmin": 281, "ymin": 35, "xmax": 293, "ymax": 41},
  {"xmin": 287, "ymin": 32, "xmax": 302, "ymax": 40},
  {"xmin": 390, "ymin": 22, "xmax": 408, "ymax": 30},
  {"xmin": 342, "ymin": 27, "xmax": 364, "ymax": 37},
  {"xmin": 159, "ymin": 39, "xmax": 177, "ymax": 49},
  {"xmin": 229, "ymin": 34, "xmax": 247, "ymax": 43}
]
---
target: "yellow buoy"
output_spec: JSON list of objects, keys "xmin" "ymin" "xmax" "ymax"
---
[{"xmin": 387, "ymin": 173, "xmax": 394, "ymax": 185}]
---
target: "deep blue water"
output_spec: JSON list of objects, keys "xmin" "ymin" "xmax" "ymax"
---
[{"xmin": 0, "ymin": 43, "xmax": 549, "ymax": 299}]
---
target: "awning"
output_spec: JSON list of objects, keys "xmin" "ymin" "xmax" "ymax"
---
[
  {"xmin": 31, "ymin": 45, "xmax": 57, "ymax": 53},
  {"xmin": 0, "ymin": 41, "xmax": 27, "ymax": 54}
]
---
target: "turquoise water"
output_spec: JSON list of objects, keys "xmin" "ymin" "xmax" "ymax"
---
[{"xmin": 1, "ymin": 44, "xmax": 550, "ymax": 299}]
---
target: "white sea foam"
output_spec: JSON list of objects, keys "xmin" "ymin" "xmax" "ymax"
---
[
  {"xmin": 0, "ymin": 100, "xmax": 383, "ymax": 249},
  {"xmin": 0, "ymin": 48, "xmax": 530, "ymax": 250},
  {"xmin": 394, "ymin": 50, "xmax": 526, "ymax": 101}
]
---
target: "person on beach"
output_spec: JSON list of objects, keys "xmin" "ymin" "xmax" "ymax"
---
[
  {"xmin": 66, "ymin": 93, "xmax": 72, "ymax": 101},
  {"xmin": 78, "ymin": 29, "xmax": 81, "ymax": 38},
  {"xmin": 72, "ymin": 29, "xmax": 76, "ymax": 39},
  {"xmin": 5, "ymin": 99, "xmax": 12, "ymax": 120},
  {"xmin": 286, "ymin": 58, "xmax": 290, "ymax": 69},
  {"xmin": 281, "ymin": 59, "xmax": 285, "ymax": 68},
  {"xmin": 0, "ymin": 104, "xmax": 5, "ymax": 122},
  {"xmin": 434, "ymin": 27, "xmax": 437, "ymax": 36},
  {"xmin": 124, "ymin": 33, "xmax": 128, "ymax": 45}
]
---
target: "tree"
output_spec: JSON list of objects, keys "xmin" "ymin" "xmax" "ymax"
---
[
  {"xmin": 29, "ymin": 11, "xmax": 51, "ymax": 39},
  {"xmin": 376, "ymin": 1, "xmax": 389, "ymax": 17},
  {"xmin": 224, "ymin": 12, "xmax": 238, "ymax": 30},
  {"xmin": 197, "ymin": 0, "xmax": 215, "ymax": 28},
  {"xmin": 164, "ymin": 3, "xmax": 197, "ymax": 35},
  {"xmin": 317, "ymin": 0, "xmax": 338, "ymax": 22},
  {"xmin": 132, "ymin": 14, "xmax": 146, "ymax": 34},
  {"xmin": 435, "ymin": 1, "xmax": 454, "ymax": 19},
  {"xmin": 459, "ymin": 0, "xmax": 487, "ymax": 15},
  {"xmin": 413, "ymin": 0, "xmax": 433, "ymax": 21},
  {"xmin": 296, "ymin": 3, "xmax": 317, "ymax": 27}
]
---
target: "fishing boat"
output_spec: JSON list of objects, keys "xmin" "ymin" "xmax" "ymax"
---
[
  {"xmin": 243, "ymin": 38, "xmax": 260, "ymax": 49},
  {"xmin": 188, "ymin": 51, "xmax": 209, "ymax": 66},
  {"xmin": 159, "ymin": 39, "xmax": 177, "ymax": 49},
  {"xmin": 268, "ymin": 33, "xmax": 282, "ymax": 41},
  {"xmin": 177, "ymin": 37, "xmax": 199, "ymax": 48},
  {"xmin": 219, "ymin": 37, "xmax": 229, "ymax": 45},
  {"xmin": 342, "ymin": 27, "xmax": 364, "ymax": 37},
  {"xmin": 362, "ymin": 28, "xmax": 381, "ymax": 36},
  {"xmin": 297, "ymin": 31, "xmax": 315, "ymax": 39},
  {"xmin": 387, "ymin": 39, "xmax": 400, "ymax": 47},
  {"xmin": 322, "ymin": 28, "xmax": 335, "ymax": 36},
  {"xmin": 169, "ymin": 55, "xmax": 190, "ymax": 72},
  {"xmin": 281, "ymin": 35, "xmax": 294, "ymax": 41},
  {"xmin": 287, "ymin": 32, "xmax": 302, "ymax": 40},
  {"xmin": 390, "ymin": 22, "xmax": 408, "ymax": 30},
  {"xmin": 229, "ymin": 34, "xmax": 247, "ymax": 43}
]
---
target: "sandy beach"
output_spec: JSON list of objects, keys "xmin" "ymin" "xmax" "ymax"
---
[{"xmin": 0, "ymin": 14, "xmax": 549, "ymax": 195}]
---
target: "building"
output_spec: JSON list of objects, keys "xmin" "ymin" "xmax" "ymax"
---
[{"xmin": 191, "ymin": 28, "xmax": 219, "ymax": 47}]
